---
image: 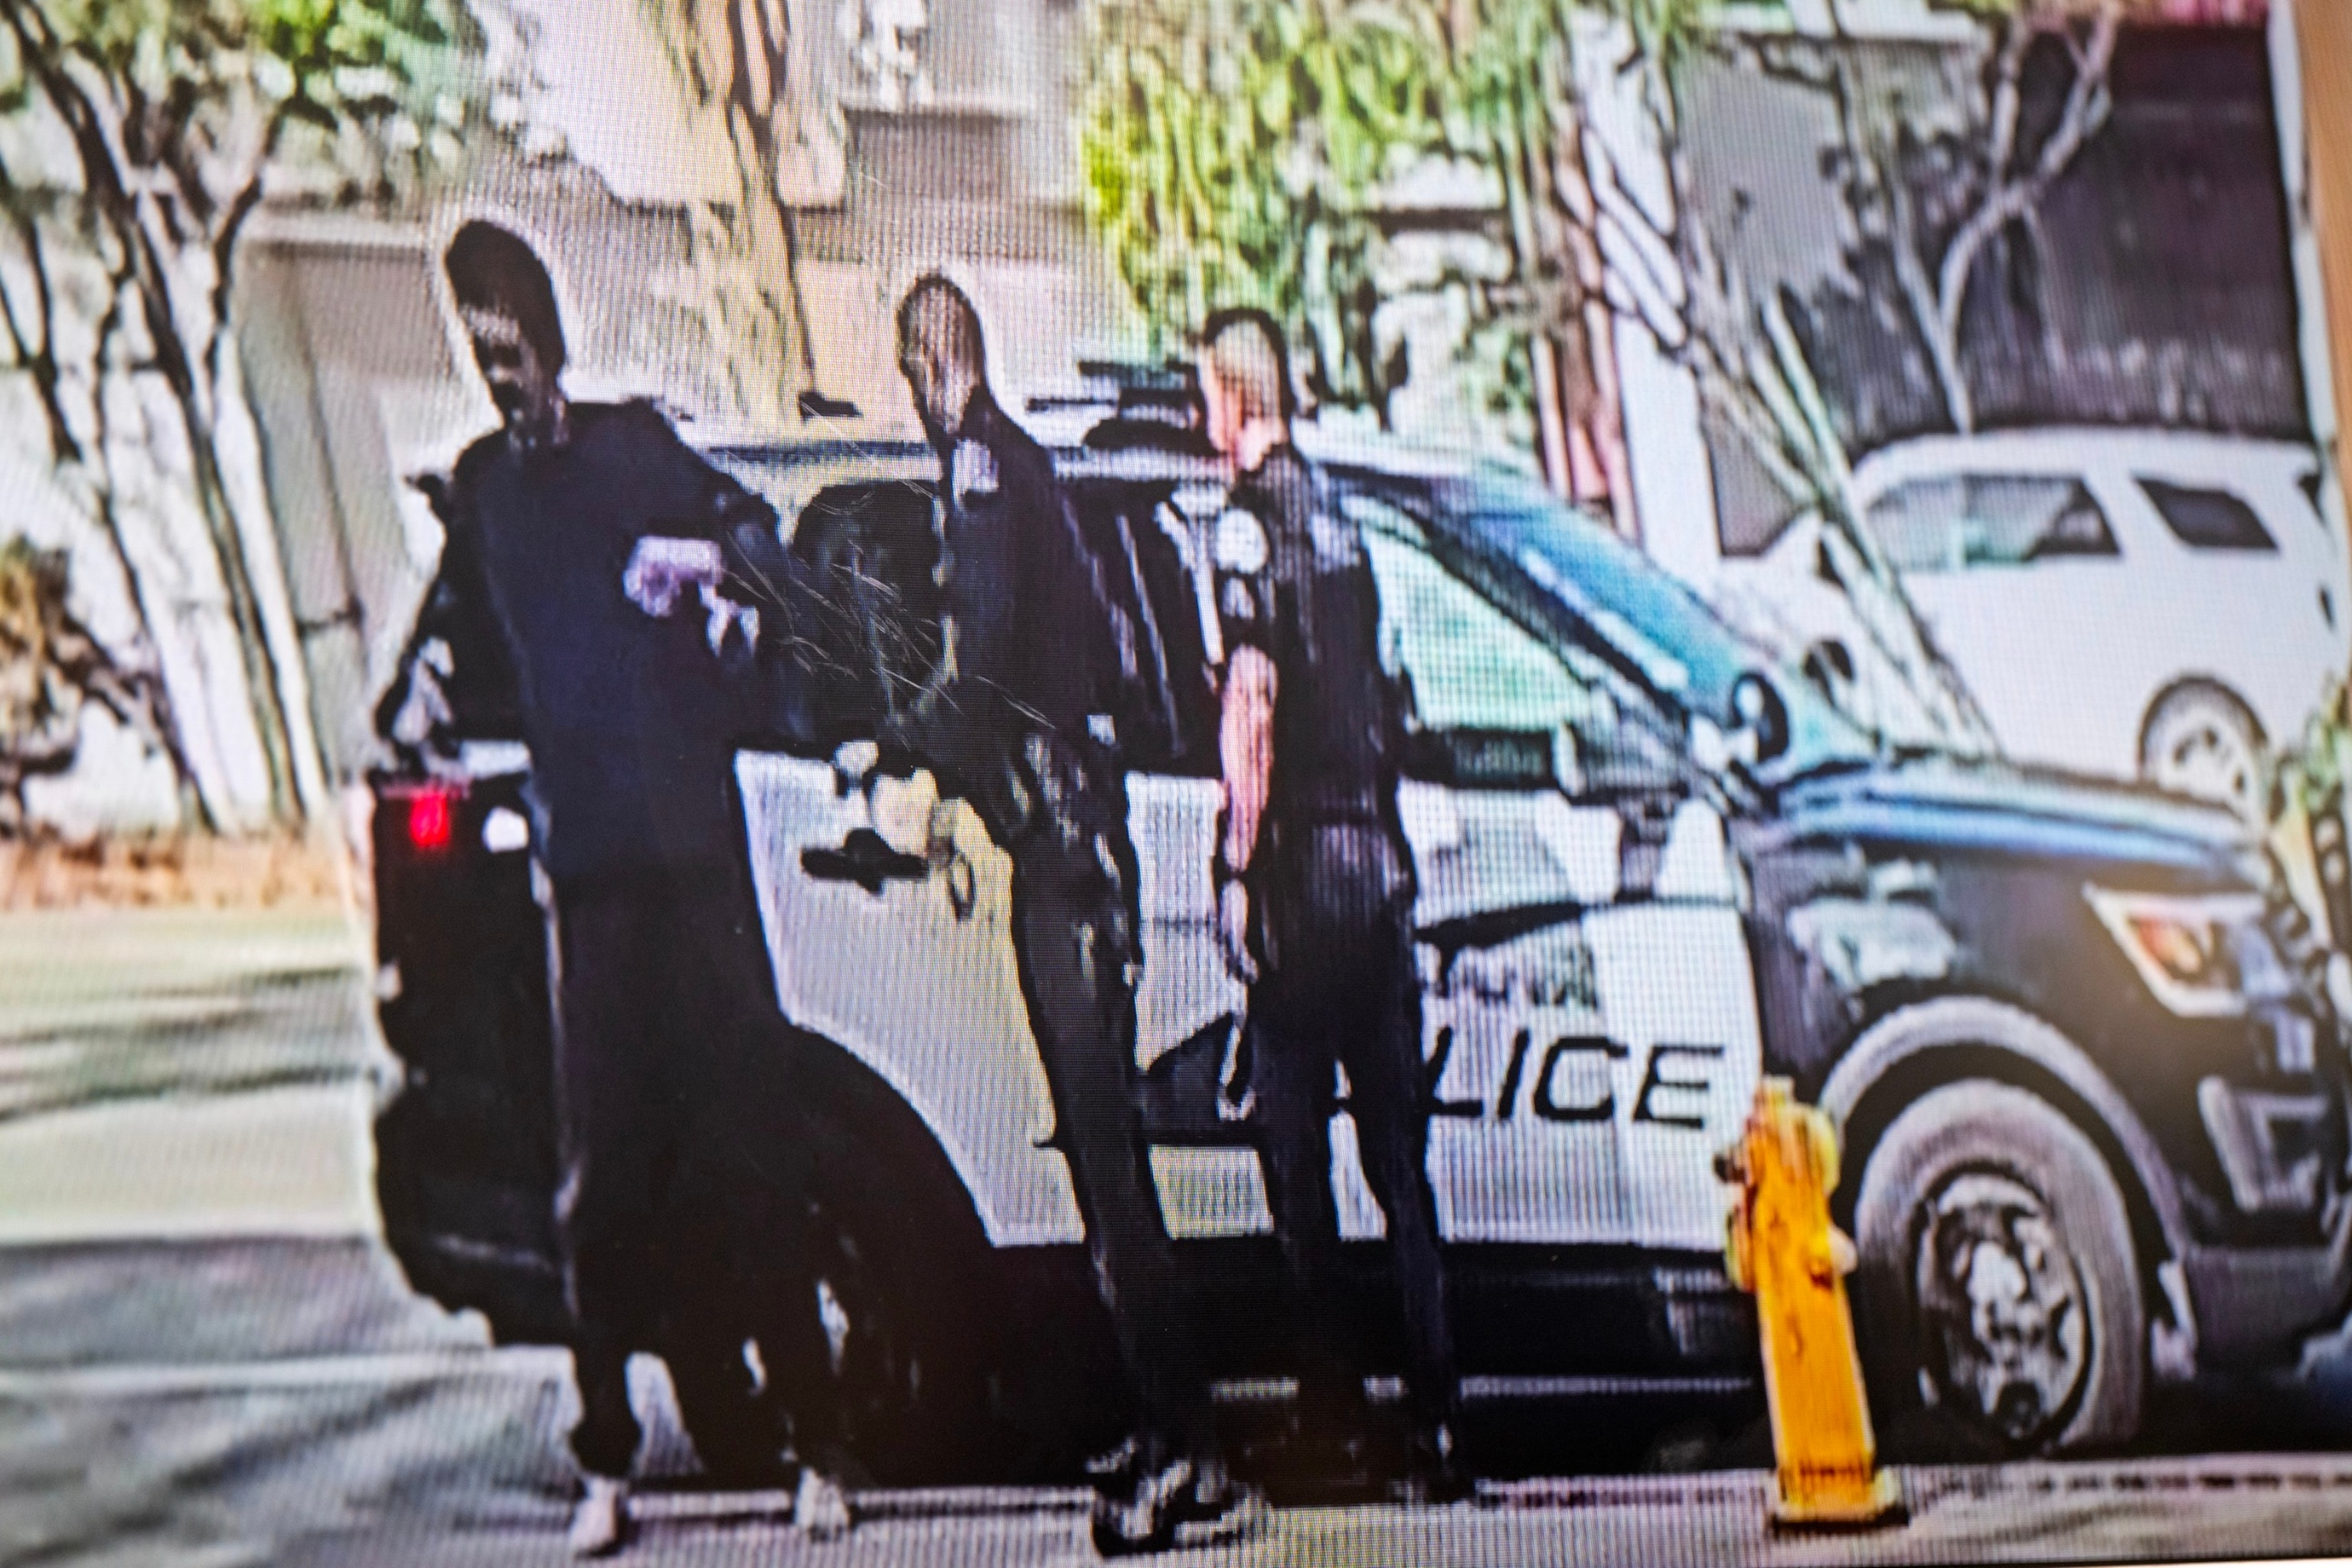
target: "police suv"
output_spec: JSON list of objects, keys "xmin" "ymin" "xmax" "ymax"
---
[{"xmin": 369, "ymin": 423, "xmax": 2352, "ymax": 1481}]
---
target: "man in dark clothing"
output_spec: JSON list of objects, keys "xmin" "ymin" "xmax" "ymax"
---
[
  {"xmin": 430, "ymin": 221, "xmax": 848, "ymax": 1555},
  {"xmin": 887, "ymin": 276, "xmax": 1250, "ymax": 1555},
  {"xmin": 1198, "ymin": 309, "xmax": 1467, "ymax": 1502},
  {"xmin": 374, "ymin": 467, "xmax": 521, "ymax": 757}
]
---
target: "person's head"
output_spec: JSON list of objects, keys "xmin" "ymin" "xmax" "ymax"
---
[
  {"xmin": 896, "ymin": 276, "xmax": 986, "ymax": 443},
  {"xmin": 445, "ymin": 221, "xmax": 567, "ymax": 436},
  {"xmin": 1197, "ymin": 308, "xmax": 1294, "ymax": 463}
]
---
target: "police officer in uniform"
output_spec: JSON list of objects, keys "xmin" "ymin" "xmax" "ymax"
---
[
  {"xmin": 433, "ymin": 222, "xmax": 849, "ymax": 1555},
  {"xmin": 1198, "ymin": 309, "xmax": 1468, "ymax": 1501},
  {"xmin": 888, "ymin": 277, "xmax": 1250, "ymax": 1554}
]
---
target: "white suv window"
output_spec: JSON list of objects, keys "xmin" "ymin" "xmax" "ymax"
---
[
  {"xmin": 1865, "ymin": 474, "xmax": 2118, "ymax": 572},
  {"xmin": 2141, "ymin": 478, "xmax": 2278, "ymax": 552}
]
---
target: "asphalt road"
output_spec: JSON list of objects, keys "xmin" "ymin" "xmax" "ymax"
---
[
  {"xmin": 13, "ymin": 909, "xmax": 2352, "ymax": 1566},
  {"xmin": 15, "ymin": 1238, "xmax": 2352, "ymax": 1568},
  {"xmin": 0, "ymin": 906, "xmax": 377, "ymax": 1126}
]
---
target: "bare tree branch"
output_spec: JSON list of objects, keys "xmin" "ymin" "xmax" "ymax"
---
[{"xmin": 1935, "ymin": 0, "xmax": 2121, "ymax": 370}]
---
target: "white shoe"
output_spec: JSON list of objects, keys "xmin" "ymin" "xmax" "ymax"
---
[
  {"xmin": 794, "ymin": 1465, "xmax": 852, "ymax": 1541},
  {"xmin": 567, "ymin": 1475, "xmax": 632, "ymax": 1557}
]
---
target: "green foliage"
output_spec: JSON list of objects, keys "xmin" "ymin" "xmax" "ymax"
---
[
  {"xmin": 1080, "ymin": 0, "xmax": 1728, "ymax": 423},
  {"xmin": 3, "ymin": 0, "xmax": 484, "ymax": 181},
  {"xmin": 1082, "ymin": 0, "xmax": 1442, "ymax": 412},
  {"xmin": 2287, "ymin": 681, "xmax": 2350, "ymax": 815},
  {"xmin": 253, "ymin": 0, "xmax": 484, "ymax": 141},
  {"xmin": 1085, "ymin": 0, "xmax": 2001, "ymax": 757}
]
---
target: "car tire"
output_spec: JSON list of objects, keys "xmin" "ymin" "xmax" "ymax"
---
[
  {"xmin": 799, "ymin": 1129, "xmax": 994, "ymax": 1486},
  {"xmin": 664, "ymin": 1166, "xmax": 991, "ymax": 1487},
  {"xmin": 2141, "ymin": 682, "xmax": 2265, "ymax": 819},
  {"xmin": 664, "ymin": 1317, "xmax": 791, "ymax": 1488},
  {"xmin": 1851, "ymin": 1080, "xmax": 2145, "ymax": 1455}
]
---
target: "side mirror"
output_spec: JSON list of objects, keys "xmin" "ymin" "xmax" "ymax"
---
[
  {"xmin": 1692, "ymin": 673, "xmax": 1790, "ymax": 773},
  {"xmin": 1730, "ymin": 671, "xmax": 1790, "ymax": 766}
]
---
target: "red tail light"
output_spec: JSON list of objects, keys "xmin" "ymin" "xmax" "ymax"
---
[{"xmin": 406, "ymin": 786, "xmax": 457, "ymax": 854}]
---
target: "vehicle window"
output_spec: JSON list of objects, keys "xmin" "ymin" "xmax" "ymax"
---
[
  {"xmin": 1347, "ymin": 496, "xmax": 1680, "ymax": 796},
  {"xmin": 786, "ymin": 480, "xmax": 942, "ymax": 744},
  {"xmin": 1865, "ymin": 475, "xmax": 2117, "ymax": 571},
  {"xmin": 2141, "ymin": 478, "xmax": 2278, "ymax": 552},
  {"xmin": 1069, "ymin": 482, "xmax": 1220, "ymax": 775}
]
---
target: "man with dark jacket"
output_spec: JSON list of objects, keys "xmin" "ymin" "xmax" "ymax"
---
[
  {"xmin": 1199, "ymin": 309, "xmax": 1467, "ymax": 1502},
  {"xmin": 427, "ymin": 220, "xmax": 847, "ymax": 1555},
  {"xmin": 890, "ymin": 276, "xmax": 1249, "ymax": 1554}
]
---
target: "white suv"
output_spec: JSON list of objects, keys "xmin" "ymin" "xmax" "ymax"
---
[{"xmin": 1717, "ymin": 430, "xmax": 2348, "ymax": 815}]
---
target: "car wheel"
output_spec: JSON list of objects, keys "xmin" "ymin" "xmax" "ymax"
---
[
  {"xmin": 800, "ymin": 1132, "xmax": 993, "ymax": 1486},
  {"xmin": 1851, "ymin": 1080, "xmax": 2145, "ymax": 1455},
  {"xmin": 664, "ymin": 1317, "xmax": 791, "ymax": 1487},
  {"xmin": 2141, "ymin": 683, "xmax": 2264, "ymax": 819}
]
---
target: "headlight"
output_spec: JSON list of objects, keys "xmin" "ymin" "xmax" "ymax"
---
[{"xmin": 2086, "ymin": 887, "xmax": 2282, "ymax": 1018}]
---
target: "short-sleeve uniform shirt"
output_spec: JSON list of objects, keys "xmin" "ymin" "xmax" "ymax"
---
[{"xmin": 1213, "ymin": 446, "xmax": 1399, "ymax": 825}]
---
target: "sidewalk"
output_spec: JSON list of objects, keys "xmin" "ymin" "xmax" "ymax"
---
[
  {"xmin": 0, "ymin": 904, "xmax": 381, "ymax": 1244},
  {"xmin": 0, "ymin": 1080, "xmax": 377, "ymax": 1244},
  {"xmin": 0, "ymin": 905, "xmax": 376, "ymax": 1125},
  {"xmin": 270, "ymin": 1459, "xmax": 2352, "ymax": 1568}
]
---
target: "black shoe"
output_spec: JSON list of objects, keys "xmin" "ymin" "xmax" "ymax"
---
[
  {"xmin": 1169, "ymin": 1465, "xmax": 1266, "ymax": 1548},
  {"xmin": 1089, "ymin": 1453, "xmax": 1191, "ymax": 1557},
  {"xmin": 1256, "ymin": 1421, "xmax": 1377, "ymax": 1504},
  {"xmin": 1084, "ymin": 1436, "xmax": 1145, "ymax": 1496},
  {"xmin": 1397, "ymin": 1423, "xmax": 1475, "ymax": 1506}
]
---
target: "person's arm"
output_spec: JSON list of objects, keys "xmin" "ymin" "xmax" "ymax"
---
[
  {"xmin": 377, "ymin": 468, "xmax": 499, "ymax": 755},
  {"xmin": 1217, "ymin": 645, "xmax": 1277, "ymax": 877},
  {"xmin": 896, "ymin": 491, "xmax": 1015, "ymax": 785},
  {"xmin": 1207, "ymin": 488, "xmax": 1282, "ymax": 978},
  {"xmin": 619, "ymin": 407, "xmax": 782, "ymax": 625},
  {"xmin": 1212, "ymin": 643, "xmax": 1276, "ymax": 985}
]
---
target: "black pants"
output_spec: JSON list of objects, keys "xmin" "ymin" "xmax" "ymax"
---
[
  {"xmin": 1248, "ymin": 819, "xmax": 1458, "ymax": 1432},
  {"xmin": 549, "ymin": 861, "xmax": 840, "ymax": 1479},
  {"xmin": 1001, "ymin": 734, "xmax": 1217, "ymax": 1468}
]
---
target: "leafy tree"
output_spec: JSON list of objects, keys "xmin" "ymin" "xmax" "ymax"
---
[
  {"xmin": 1084, "ymin": 0, "xmax": 1639, "ymax": 507},
  {"xmin": 1428, "ymin": 0, "xmax": 1637, "ymax": 511},
  {"xmin": 1082, "ymin": 0, "xmax": 1438, "ymax": 420},
  {"xmin": 0, "ymin": 0, "xmax": 484, "ymax": 827},
  {"xmin": 1086, "ymin": 0, "xmax": 2094, "ymax": 751},
  {"xmin": 641, "ymin": 0, "xmax": 855, "ymax": 428},
  {"xmin": 1759, "ymin": 0, "xmax": 2126, "ymax": 438}
]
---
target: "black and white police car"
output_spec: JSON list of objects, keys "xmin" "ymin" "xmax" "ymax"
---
[{"xmin": 368, "ymin": 420, "xmax": 2352, "ymax": 1481}]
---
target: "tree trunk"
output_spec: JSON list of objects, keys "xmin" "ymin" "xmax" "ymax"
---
[
  {"xmin": 86, "ymin": 475, "xmax": 217, "ymax": 832},
  {"xmin": 1528, "ymin": 330, "xmax": 1576, "ymax": 496},
  {"xmin": 175, "ymin": 387, "xmax": 302, "ymax": 825},
  {"xmin": 126, "ymin": 221, "xmax": 303, "ymax": 825},
  {"xmin": 1547, "ymin": 105, "xmax": 1635, "ymax": 537},
  {"xmin": 3, "ymin": 7, "xmax": 307, "ymax": 826}
]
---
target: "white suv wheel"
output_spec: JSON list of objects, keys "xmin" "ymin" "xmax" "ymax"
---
[{"xmin": 2141, "ymin": 684, "xmax": 2264, "ymax": 820}]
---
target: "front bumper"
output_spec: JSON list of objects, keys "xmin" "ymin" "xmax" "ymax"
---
[
  {"xmin": 2180, "ymin": 1210, "xmax": 2352, "ymax": 1366},
  {"xmin": 2180, "ymin": 1027, "xmax": 2352, "ymax": 1364}
]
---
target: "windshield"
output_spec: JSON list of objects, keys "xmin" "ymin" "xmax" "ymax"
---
[{"xmin": 1409, "ymin": 466, "xmax": 1879, "ymax": 786}]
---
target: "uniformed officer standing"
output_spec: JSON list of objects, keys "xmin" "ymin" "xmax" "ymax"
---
[
  {"xmin": 1197, "ymin": 309, "xmax": 1468, "ymax": 1501},
  {"xmin": 433, "ymin": 222, "xmax": 849, "ymax": 1556},
  {"xmin": 887, "ymin": 277, "xmax": 1250, "ymax": 1555}
]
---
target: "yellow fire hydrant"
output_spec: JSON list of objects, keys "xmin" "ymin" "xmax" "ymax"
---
[{"xmin": 1719, "ymin": 1077, "xmax": 1904, "ymax": 1528}]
